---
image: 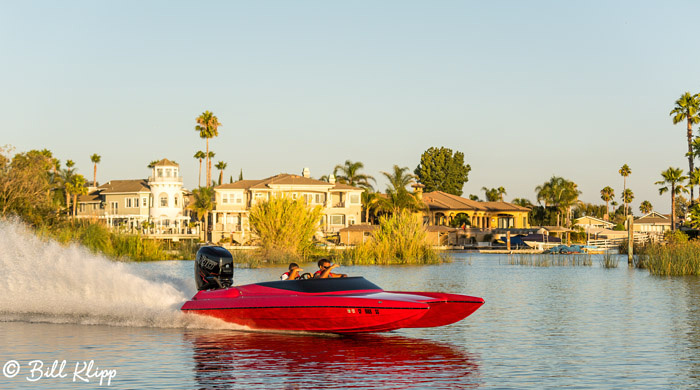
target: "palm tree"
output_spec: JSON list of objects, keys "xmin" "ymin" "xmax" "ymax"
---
[
  {"xmin": 671, "ymin": 92, "xmax": 700, "ymax": 202},
  {"xmin": 689, "ymin": 169, "xmax": 700, "ymax": 204},
  {"xmin": 90, "ymin": 154, "xmax": 101, "ymax": 186},
  {"xmin": 215, "ymin": 161, "xmax": 227, "ymax": 186},
  {"xmin": 193, "ymin": 151, "xmax": 205, "ymax": 187},
  {"xmin": 481, "ymin": 187, "xmax": 499, "ymax": 201},
  {"xmin": 333, "ymin": 160, "xmax": 375, "ymax": 190},
  {"xmin": 195, "ymin": 111, "xmax": 222, "ymax": 187},
  {"xmin": 600, "ymin": 186, "xmax": 615, "ymax": 220},
  {"xmin": 618, "ymin": 164, "xmax": 631, "ymax": 217},
  {"xmin": 535, "ymin": 176, "xmax": 581, "ymax": 226},
  {"xmin": 511, "ymin": 198, "xmax": 533, "ymax": 208},
  {"xmin": 621, "ymin": 189, "xmax": 634, "ymax": 216},
  {"xmin": 639, "ymin": 200, "xmax": 653, "ymax": 214},
  {"xmin": 188, "ymin": 186, "xmax": 214, "ymax": 242},
  {"xmin": 60, "ymin": 160, "xmax": 76, "ymax": 214},
  {"xmin": 65, "ymin": 174, "xmax": 88, "ymax": 217},
  {"xmin": 361, "ymin": 190, "xmax": 383, "ymax": 224},
  {"xmin": 656, "ymin": 167, "xmax": 688, "ymax": 231},
  {"xmin": 496, "ymin": 186, "xmax": 507, "ymax": 202},
  {"xmin": 147, "ymin": 160, "xmax": 159, "ymax": 169},
  {"xmin": 380, "ymin": 165, "xmax": 422, "ymax": 213}
]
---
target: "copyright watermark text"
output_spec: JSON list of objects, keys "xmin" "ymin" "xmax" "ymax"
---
[{"xmin": 2, "ymin": 359, "xmax": 116, "ymax": 386}]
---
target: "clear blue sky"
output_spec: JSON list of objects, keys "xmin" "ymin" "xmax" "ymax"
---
[{"xmin": 2, "ymin": 1, "xmax": 699, "ymax": 214}]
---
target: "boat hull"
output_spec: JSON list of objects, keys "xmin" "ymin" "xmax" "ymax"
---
[{"xmin": 181, "ymin": 277, "xmax": 484, "ymax": 334}]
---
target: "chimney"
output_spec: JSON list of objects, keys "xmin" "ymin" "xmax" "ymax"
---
[
  {"xmin": 302, "ymin": 167, "xmax": 310, "ymax": 178},
  {"xmin": 329, "ymin": 174, "xmax": 336, "ymax": 184},
  {"xmin": 412, "ymin": 183, "xmax": 425, "ymax": 200}
]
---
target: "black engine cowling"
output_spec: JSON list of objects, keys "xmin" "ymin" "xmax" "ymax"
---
[{"xmin": 195, "ymin": 246, "xmax": 234, "ymax": 291}]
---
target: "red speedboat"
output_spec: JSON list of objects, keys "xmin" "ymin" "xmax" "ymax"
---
[{"xmin": 182, "ymin": 246, "xmax": 484, "ymax": 334}]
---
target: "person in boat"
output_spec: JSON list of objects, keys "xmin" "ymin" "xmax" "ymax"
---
[
  {"xmin": 281, "ymin": 263, "xmax": 302, "ymax": 280},
  {"xmin": 314, "ymin": 258, "xmax": 346, "ymax": 279}
]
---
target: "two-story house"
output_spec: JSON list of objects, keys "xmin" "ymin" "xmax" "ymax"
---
[
  {"xmin": 211, "ymin": 171, "xmax": 363, "ymax": 244},
  {"xmin": 76, "ymin": 158, "xmax": 192, "ymax": 235}
]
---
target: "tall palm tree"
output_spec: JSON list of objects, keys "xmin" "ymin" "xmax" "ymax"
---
[
  {"xmin": 619, "ymin": 164, "xmax": 631, "ymax": 217},
  {"xmin": 195, "ymin": 111, "xmax": 222, "ymax": 187},
  {"xmin": 671, "ymin": 92, "xmax": 700, "ymax": 202},
  {"xmin": 600, "ymin": 186, "xmax": 615, "ymax": 220},
  {"xmin": 193, "ymin": 151, "xmax": 205, "ymax": 187},
  {"xmin": 656, "ymin": 167, "xmax": 688, "ymax": 231},
  {"xmin": 206, "ymin": 151, "xmax": 216, "ymax": 185},
  {"xmin": 639, "ymin": 200, "xmax": 653, "ymax": 214},
  {"xmin": 215, "ymin": 161, "xmax": 227, "ymax": 185},
  {"xmin": 333, "ymin": 160, "xmax": 375, "ymax": 190},
  {"xmin": 188, "ymin": 186, "xmax": 214, "ymax": 242},
  {"xmin": 90, "ymin": 154, "xmax": 101, "ymax": 186}
]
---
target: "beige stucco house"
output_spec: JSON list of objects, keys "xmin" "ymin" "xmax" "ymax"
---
[
  {"xmin": 75, "ymin": 158, "xmax": 194, "ymax": 236},
  {"xmin": 421, "ymin": 191, "xmax": 531, "ymax": 229},
  {"xmin": 211, "ymin": 172, "xmax": 363, "ymax": 244}
]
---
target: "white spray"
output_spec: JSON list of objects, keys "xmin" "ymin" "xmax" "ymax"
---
[{"xmin": 0, "ymin": 220, "xmax": 239, "ymax": 329}]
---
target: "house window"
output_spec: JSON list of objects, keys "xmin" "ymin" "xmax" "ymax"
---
[
  {"xmin": 157, "ymin": 168, "xmax": 163, "ymax": 178},
  {"xmin": 330, "ymin": 215, "xmax": 344, "ymax": 225},
  {"xmin": 143, "ymin": 197, "xmax": 148, "ymax": 208},
  {"xmin": 234, "ymin": 193, "xmax": 243, "ymax": 204},
  {"xmin": 79, "ymin": 204, "xmax": 85, "ymax": 213},
  {"xmin": 350, "ymin": 194, "xmax": 360, "ymax": 204},
  {"xmin": 315, "ymin": 194, "xmax": 325, "ymax": 204},
  {"xmin": 126, "ymin": 198, "xmax": 132, "ymax": 208},
  {"xmin": 348, "ymin": 216, "xmax": 356, "ymax": 225},
  {"xmin": 110, "ymin": 202, "xmax": 118, "ymax": 214},
  {"xmin": 134, "ymin": 197, "xmax": 139, "ymax": 208},
  {"xmin": 160, "ymin": 193, "xmax": 168, "ymax": 207},
  {"xmin": 166, "ymin": 169, "xmax": 172, "ymax": 178},
  {"xmin": 222, "ymin": 193, "xmax": 229, "ymax": 204},
  {"xmin": 174, "ymin": 169, "xmax": 178, "ymax": 177},
  {"xmin": 174, "ymin": 196, "xmax": 179, "ymax": 207}
]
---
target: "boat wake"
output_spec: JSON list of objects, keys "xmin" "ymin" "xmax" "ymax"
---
[{"xmin": 0, "ymin": 219, "xmax": 244, "ymax": 330}]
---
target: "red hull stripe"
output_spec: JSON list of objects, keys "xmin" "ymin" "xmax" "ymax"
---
[{"xmin": 183, "ymin": 306, "xmax": 429, "ymax": 311}]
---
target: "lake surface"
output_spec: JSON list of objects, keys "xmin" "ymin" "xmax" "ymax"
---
[{"xmin": 1, "ymin": 225, "xmax": 700, "ymax": 388}]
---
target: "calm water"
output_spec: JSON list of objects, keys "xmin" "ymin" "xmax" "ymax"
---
[{"xmin": 1, "ymin": 224, "xmax": 700, "ymax": 388}]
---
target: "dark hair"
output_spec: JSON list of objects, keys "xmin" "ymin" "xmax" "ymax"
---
[
  {"xmin": 317, "ymin": 258, "xmax": 330, "ymax": 267},
  {"xmin": 288, "ymin": 263, "xmax": 299, "ymax": 270}
]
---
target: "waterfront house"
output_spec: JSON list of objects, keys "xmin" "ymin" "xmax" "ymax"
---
[
  {"xmin": 211, "ymin": 170, "xmax": 364, "ymax": 244},
  {"xmin": 420, "ymin": 190, "xmax": 531, "ymax": 229},
  {"xmin": 574, "ymin": 216, "xmax": 615, "ymax": 230},
  {"xmin": 632, "ymin": 211, "xmax": 671, "ymax": 234},
  {"xmin": 76, "ymin": 158, "xmax": 194, "ymax": 237}
]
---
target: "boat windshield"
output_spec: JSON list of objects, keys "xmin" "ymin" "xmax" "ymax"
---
[{"xmin": 257, "ymin": 277, "xmax": 382, "ymax": 293}]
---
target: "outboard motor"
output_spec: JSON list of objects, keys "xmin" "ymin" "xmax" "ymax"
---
[{"xmin": 195, "ymin": 246, "xmax": 234, "ymax": 291}]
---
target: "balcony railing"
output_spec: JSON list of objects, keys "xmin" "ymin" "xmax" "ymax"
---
[{"xmin": 148, "ymin": 176, "xmax": 183, "ymax": 183}]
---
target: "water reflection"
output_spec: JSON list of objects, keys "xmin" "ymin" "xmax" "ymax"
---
[{"xmin": 186, "ymin": 330, "xmax": 481, "ymax": 389}]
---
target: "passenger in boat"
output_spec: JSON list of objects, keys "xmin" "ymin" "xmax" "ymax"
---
[
  {"xmin": 314, "ymin": 258, "xmax": 346, "ymax": 279},
  {"xmin": 280, "ymin": 263, "xmax": 302, "ymax": 280}
]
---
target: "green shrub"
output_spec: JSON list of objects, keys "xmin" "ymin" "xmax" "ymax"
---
[
  {"xmin": 249, "ymin": 196, "xmax": 323, "ymax": 261},
  {"xmin": 339, "ymin": 211, "xmax": 441, "ymax": 264}
]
